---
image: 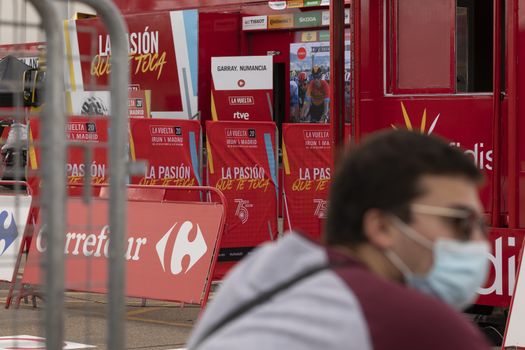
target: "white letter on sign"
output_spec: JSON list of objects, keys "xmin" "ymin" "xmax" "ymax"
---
[{"xmin": 156, "ymin": 221, "xmax": 208, "ymax": 275}]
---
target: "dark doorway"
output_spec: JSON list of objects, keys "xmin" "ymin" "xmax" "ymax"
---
[{"xmin": 273, "ymin": 62, "xmax": 286, "ymax": 148}]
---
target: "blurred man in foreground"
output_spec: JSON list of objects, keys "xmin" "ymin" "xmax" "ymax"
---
[{"xmin": 188, "ymin": 130, "xmax": 491, "ymax": 350}]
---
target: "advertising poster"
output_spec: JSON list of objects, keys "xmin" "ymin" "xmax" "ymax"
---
[
  {"xmin": 29, "ymin": 117, "xmax": 110, "ymax": 185},
  {"xmin": 211, "ymin": 56, "xmax": 273, "ymax": 122},
  {"xmin": 66, "ymin": 90, "xmax": 151, "ymax": 118},
  {"xmin": 22, "ymin": 198, "xmax": 224, "ymax": 303},
  {"xmin": 206, "ymin": 121, "xmax": 278, "ymax": 260},
  {"xmin": 282, "ymin": 123, "xmax": 332, "ymax": 240},
  {"xmin": 129, "ymin": 118, "xmax": 202, "ymax": 188},
  {"xmin": 282, "ymin": 123, "xmax": 351, "ymax": 240},
  {"xmin": 64, "ymin": 10, "xmax": 198, "ymax": 119},
  {"xmin": 289, "ymin": 40, "xmax": 351, "ymax": 123}
]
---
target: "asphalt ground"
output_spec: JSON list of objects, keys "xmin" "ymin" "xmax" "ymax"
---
[
  {"xmin": 0, "ymin": 282, "xmax": 504, "ymax": 350},
  {"xmin": 0, "ymin": 281, "xmax": 197, "ymax": 349}
]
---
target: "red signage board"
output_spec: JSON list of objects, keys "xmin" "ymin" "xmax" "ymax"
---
[
  {"xmin": 66, "ymin": 10, "xmax": 198, "ymax": 118},
  {"xmin": 206, "ymin": 121, "xmax": 278, "ymax": 259},
  {"xmin": 211, "ymin": 90, "xmax": 274, "ymax": 122},
  {"xmin": 282, "ymin": 123, "xmax": 332, "ymax": 240},
  {"xmin": 282, "ymin": 123, "xmax": 351, "ymax": 240},
  {"xmin": 29, "ymin": 117, "xmax": 109, "ymax": 185},
  {"xmin": 22, "ymin": 197, "xmax": 225, "ymax": 303},
  {"xmin": 129, "ymin": 118, "xmax": 202, "ymax": 187}
]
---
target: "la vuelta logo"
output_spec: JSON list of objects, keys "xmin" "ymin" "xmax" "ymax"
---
[{"xmin": 155, "ymin": 221, "xmax": 208, "ymax": 275}]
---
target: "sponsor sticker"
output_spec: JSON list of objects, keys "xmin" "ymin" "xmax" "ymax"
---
[
  {"xmin": 294, "ymin": 12, "xmax": 322, "ymax": 28},
  {"xmin": 319, "ymin": 30, "xmax": 330, "ymax": 42},
  {"xmin": 287, "ymin": 0, "xmax": 304, "ymax": 8},
  {"xmin": 303, "ymin": 0, "xmax": 321, "ymax": 6},
  {"xmin": 321, "ymin": 8, "xmax": 351, "ymax": 26},
  {"xmin": 268, "ymin": 0, "xmax": 287, "ymax": 10},
  {"xmin": 242, "ymin": 16, "xmax": 268, "ymax": 31},
  {"xmin": 268, "ymin": 14, "xmax": 294, "ymax": 29},
  {"xmin": 301, "ymin": 31, "xmax": 318, "ymax": 42}
]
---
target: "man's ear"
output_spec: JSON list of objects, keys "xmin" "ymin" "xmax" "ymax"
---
[{"xmin": 362, "ymin": 209, "xmax": 395, "ymax": 250}]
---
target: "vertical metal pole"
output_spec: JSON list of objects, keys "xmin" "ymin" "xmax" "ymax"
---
[
  {"xmin": 352, "ymin": 0, "xmax": 361, "ymax": 144},
  {"xmin": 27, "ymin": 1, "xmax": 66, "ymax": 349},
  {"xmin": 507, "ymin": 0, "xmax": 519, "ymax": 228},
  {"xmin": 73, "ymin": 1, "xmax": 129, "ymax": 348},
  {"xmin": 491, "ymin": 0, "xmax": 502, "ymax": 227},
  {"xmin": 330, "ymin": 0, "xmax": 345, "ymax": 164}
]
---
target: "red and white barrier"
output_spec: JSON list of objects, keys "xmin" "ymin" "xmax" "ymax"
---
[
  {"xmin": 20, "ymin": 185, "xmax": 226, "ymax": 308},
  {"xmin": 0, "ymin": 181, "xmax": 33, "ymax": 309}
]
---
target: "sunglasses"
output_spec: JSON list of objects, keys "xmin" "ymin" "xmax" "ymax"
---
[{"xmin": 411, "ymin": 203, "xmax": 488, "ymax": 241}]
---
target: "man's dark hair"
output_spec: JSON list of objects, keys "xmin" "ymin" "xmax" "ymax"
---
[{"xmin": 324, "ymin": 129, "xmax": 483, "ymax": 246}]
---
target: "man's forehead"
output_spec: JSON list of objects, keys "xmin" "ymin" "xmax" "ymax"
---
[{"xmin": 414, "ymin": 175, "xmax": 483, "ymax": 212}]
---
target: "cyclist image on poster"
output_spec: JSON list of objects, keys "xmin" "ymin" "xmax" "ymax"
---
[
  {"xmin": 290, "ymin": 71, "xmax": 309, "ymax": 122},
  {"xmin": 301, "ymin": 66, "xmax": 330, "ymax": 123},
  {"xmin": 290, "ymin": 39, "xmax": 350, "ymax": 124},
  {"xmin": 297, "ymin": 71, "xmax": 308, "ymax": 110}
]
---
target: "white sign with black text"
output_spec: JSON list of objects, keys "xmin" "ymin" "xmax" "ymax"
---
[{"xmin": 211, "ymin": 56, "xmax": 273, "ymax": 91}]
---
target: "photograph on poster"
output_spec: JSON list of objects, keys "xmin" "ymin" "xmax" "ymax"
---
[{"xmin": 290, "ymin": 39, "xmax": 350, "ymax": 123}]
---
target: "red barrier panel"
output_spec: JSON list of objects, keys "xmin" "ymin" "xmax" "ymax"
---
[
  {"xmin": 282, "ymin": 124, "xmax": 350, "ymax": 240},
  {"xmin": 129, "ymin": 118, "xmax": 202, "ymax": 189},
  {"xmin": 206, "ymin": 121, "xmax": 278, "ymax": 265},
  {"xmin": 29, "ymin": 116, "xmax": 110, "ymax": 186},
  {"xmin": 21, "ymin": 185, "xmax": 226, "ymax": 307}
]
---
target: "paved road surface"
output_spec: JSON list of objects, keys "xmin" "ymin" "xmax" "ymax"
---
[{"xmin": 0, "ymin": 282, "xmax": 197, "ymax": 349}]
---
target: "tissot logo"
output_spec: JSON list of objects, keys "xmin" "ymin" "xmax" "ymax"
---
[
  {"xmin": 0, "ymin": 211, "xmax": 17, "ymax": 255},
  {"xmin": 155, "ymin": 221, "xmax": 207, "ymax": 275}
]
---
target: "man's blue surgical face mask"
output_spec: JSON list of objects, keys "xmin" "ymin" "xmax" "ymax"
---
[{"xmin": 386, "ymin": 216, "xmax": 490, "ymax": 310}]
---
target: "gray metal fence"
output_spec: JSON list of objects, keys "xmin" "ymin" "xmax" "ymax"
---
[{"xmin": 0, "ymin": 0, "xmax": 130, "ymax": 349}]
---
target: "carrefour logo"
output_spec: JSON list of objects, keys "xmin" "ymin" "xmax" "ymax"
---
[
  {"xmin": 155, "ymin": 221, "xmax": 207, "ymax": 275},
  {"xmin": 0, "ymin": 211, "xmax": 18, "ymax": 256}
]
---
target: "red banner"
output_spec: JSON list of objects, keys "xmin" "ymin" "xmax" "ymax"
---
[
  {"xmin": 22, "ymin": 197, "xmax": 225, "ymax": 303},
  {"xmin": 282, "ymin": 123, "xmax": 351, "ymax": 240},
  {"xmin": 129, "ymin": 118, "xmax": 202, "ymax": 187},
  {"xmin": 282, "ymin": 124, "xmax": 331, "ymax": 240},
  {"xmin": 29, "ymin": 117, "xmax": 109, "ymax": 185},
  {"xmin": 206, "ymin": 121, "xmax": 278, "ymax": 259},
  {"xmin": 66, "ymin": 10, "xmax": 198, "ymax": 118}
]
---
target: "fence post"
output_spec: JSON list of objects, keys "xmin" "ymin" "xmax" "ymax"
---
[
  {"xmin": 27, "ymin": 1, "xmax": 66, "ymax": 349},
  {"xmin": 71, "ymin": 1, "xmax": 129, "ymax": 348}
]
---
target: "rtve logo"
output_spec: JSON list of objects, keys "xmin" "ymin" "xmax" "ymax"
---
[
  {"xmin": 156, "ymin": 221, "xmax": 208, "ymax": 275},
  {"xmin": 233, "ymin": 111, "xmax": 250, "ymax": 120}
]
